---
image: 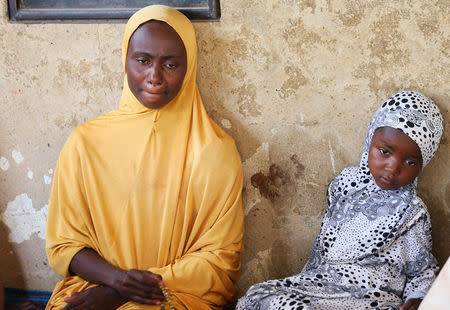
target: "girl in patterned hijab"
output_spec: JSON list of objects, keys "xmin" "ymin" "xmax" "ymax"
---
[{"xmin": 237, "ymin": 91, "xmax": 444, "ymax": 310}]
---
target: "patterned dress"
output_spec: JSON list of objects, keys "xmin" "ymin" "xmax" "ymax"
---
[{"xmin": 237, "ymin": 91, "xmax": 444, "ymax": 310}]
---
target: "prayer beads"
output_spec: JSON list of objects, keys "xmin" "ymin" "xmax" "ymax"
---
[{"xmin": 160, "ymin": 285, "xmax": 175, "ymax": 310}]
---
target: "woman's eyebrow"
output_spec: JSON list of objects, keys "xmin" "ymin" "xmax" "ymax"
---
[{"xmin": 133, "ymin": 51, "xmax": 183, "ymax": 58}]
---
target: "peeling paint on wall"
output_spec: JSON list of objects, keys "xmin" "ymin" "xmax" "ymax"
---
[
  {"xmin": 2, "ymin": 194, "xmax": 48, "ymax": 243},
  {"xmin": 221, "ymin": 118, "xmax": 232, "ymax": 129},
  {"xmin": 43, "ymin": 175, "xmax": 52, "ymax": 185},
  {"xmin": 12, "ymin": 150, "xmax": 24, "ymax": 164},
  {"xmin": 328, "ymin": 140, "xmax": 336, "ymax": 175},
  {"xmin": 0, "ymin": 156, "xmax": 10, "ymax": 171}
]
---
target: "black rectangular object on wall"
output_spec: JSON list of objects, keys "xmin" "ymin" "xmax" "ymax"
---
[{"xmin": 8, "ymin": 0, "xmax": 220, "ymax": 22}]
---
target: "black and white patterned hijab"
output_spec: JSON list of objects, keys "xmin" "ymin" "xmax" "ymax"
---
[
  {"xmin": 350, "ymin": 91, "xmax": 444, "ymax": 193},
  {"xmin": 321, "ymin": 91, "xmax": 444, "ymax": 262},
  {"xmin": 363, "ymin": 90, "xmax": 443, "ymax": 167}
]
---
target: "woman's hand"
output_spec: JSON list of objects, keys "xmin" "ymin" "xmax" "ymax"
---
[
  {"xmin": 5, "ymin": 301, "xmax": 44, "ymax": 310},
  {"xmin": 68, "ymin": 248, "xmax": 166, "ymax": 305},
  {"xmin": 62, "ymin": 286, "xmax": 126, "ymax": 310},
  {"xmin": 111, "ymin": 269, "xmax": 166, "ymax": 305},
  {"xmin": 399, "ymin": 298, "xmax": 422, "ymax": 310}
]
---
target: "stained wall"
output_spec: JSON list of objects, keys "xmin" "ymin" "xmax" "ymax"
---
[{"xmin": 0, "ymin": 0, "xmax": 448, "ymax": 294}]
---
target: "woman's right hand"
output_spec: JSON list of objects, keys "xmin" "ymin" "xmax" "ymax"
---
[
  {"xmin": 63, "ymin": 286, "xmax": 125, "ymax": 310},
  {"xmin": 69, "ymin": 248, "xmax": 166, "ymax": 305},
  {"xmin": 111, "ymin": 269, "xmax": 166, "ymax": 305}
]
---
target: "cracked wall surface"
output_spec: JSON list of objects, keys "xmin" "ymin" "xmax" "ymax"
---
[{"xmin": 0, "ymin": 0, "xmax": 449, "ymax": 295}]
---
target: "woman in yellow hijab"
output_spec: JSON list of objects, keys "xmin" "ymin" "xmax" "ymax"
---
[{"xmin": 45, "ymin": 5, "xmax": 244, "ymax": 310}]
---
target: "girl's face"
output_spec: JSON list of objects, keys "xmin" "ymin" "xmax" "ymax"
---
[
  {"xmin": 368, "ymin": 127, "xmax": 422, "ymax": 190},
  {"xmin": 126, "ymin": 21, "xmax": 187, "ymax": 109}
]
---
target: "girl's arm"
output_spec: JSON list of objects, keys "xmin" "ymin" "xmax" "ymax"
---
[
  {"xmin": 399, "ymin": 298, "xmax": 422, "ymax": 310},
  {"xmin": 401, "ymin": 211, "xmax": 438, "ymax": 304}
]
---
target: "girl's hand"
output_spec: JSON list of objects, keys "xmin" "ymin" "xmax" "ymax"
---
[
  {"xmin": 111, "ymin": 269, "xmax": 166, "ymax": 305},
  {"xmin": 62, "ymin": 286, "xmax": 126, "ymax": 310},
  {"xmin": 399, "ymin": 298, "xmax": 422, "ymax": 310}
]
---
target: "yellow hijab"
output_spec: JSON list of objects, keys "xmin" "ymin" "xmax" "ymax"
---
[{"xmin": 46, "ymin": 5, "xmax": 244, "ymax": 310}]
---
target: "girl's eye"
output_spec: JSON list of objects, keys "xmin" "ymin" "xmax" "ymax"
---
[
  {"xmin": 406, "ymin": 160, "xmax": 417, "ymax": 166},
  {"xmin": 379, "ymin": 148, "xmax": 389, "ymax": 155},
  {"xmin": 166, "ymin": 63, "xmax": 177, "ymax": 69}
]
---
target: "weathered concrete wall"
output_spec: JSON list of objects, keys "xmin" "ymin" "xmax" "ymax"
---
[{"xmin": 0, "ymin": 0, "xmax": 448, "ymax": 295}]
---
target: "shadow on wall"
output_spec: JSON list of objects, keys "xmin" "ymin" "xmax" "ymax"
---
[{"xmin": 0, "ymin": 220, "xmax": 25, "ymax": 289}]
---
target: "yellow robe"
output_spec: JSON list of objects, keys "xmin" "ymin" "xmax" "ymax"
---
[{"xmin": 45, "ymin": 5, "xmax": 244, "ymax": 310}]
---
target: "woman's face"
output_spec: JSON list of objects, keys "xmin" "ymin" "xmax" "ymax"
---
[{"xmin": 126, "ymin": 21, "xmax": 187, "ymax": 109}]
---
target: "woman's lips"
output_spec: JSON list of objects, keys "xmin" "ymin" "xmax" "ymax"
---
[
  {"xmin": 141, "ymin": 86, "xmax": 166, "ymax": 95},
  {"xmin": 145, "ymin": 90, "xmax": 165, "ymax": 95}
]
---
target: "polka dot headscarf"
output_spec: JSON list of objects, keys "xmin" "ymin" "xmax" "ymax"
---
[
  {"xmin": 336, "ymin": 91, "xmax": 445, "ymax": 201},
  {"xmin": 363, "ymin": 91, "xmax": 444, "ymax": 168}
]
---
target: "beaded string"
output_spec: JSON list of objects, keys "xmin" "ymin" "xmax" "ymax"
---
[{"xmin": 160, "ymin": 285, "xmax": 175, "ymax": 310}]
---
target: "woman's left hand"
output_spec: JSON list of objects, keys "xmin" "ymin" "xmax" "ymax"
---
[
  {"xmin": 5, "ymin": 301, "xmax": 44, "ymax": 310},
  {"xmin": 62, "ymin": 286, "xmax": 126, "ymax": 310},
  {"xmin": 399, "ymin": 298, "xmax": 422, "ymax": 310}
]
